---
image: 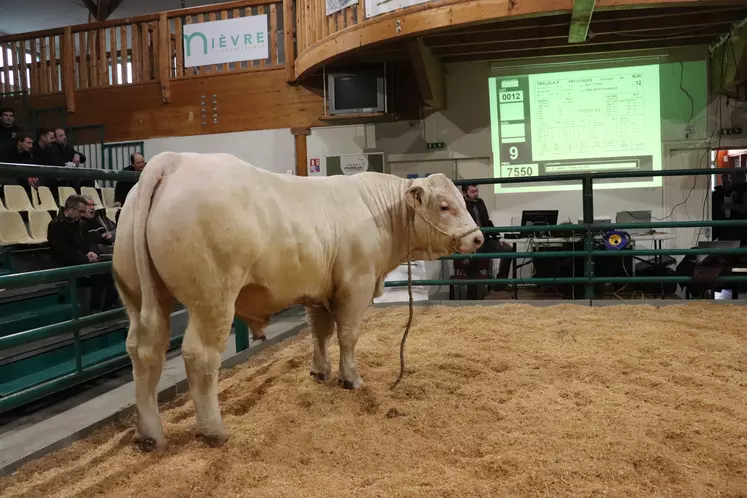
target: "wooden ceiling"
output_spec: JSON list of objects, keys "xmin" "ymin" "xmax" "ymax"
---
[{"xmin": 350, "ymin": 4, "xmax": 747, "ymax": 65}]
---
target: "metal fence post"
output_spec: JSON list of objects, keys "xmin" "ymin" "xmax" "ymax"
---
[
  {"xmin": 582, "ymin": 174, "xmax": 595, "ymax": 300},
  {"xmin": 67, "ymin": 279, "xmax": 83, "ymax": 373},
  {"xmin": 234, "ymin": 317, "xmax": 250, "ymax": 352}
]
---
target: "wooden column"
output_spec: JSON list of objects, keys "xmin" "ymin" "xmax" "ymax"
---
[
  {"xmin": 283, "ymin": 0, "xmax": 296, "ymax": 82},
  {"xmin": 62, "ymin": 26, "xmax": 76, "ymax": 113},
  {"xmin": 158, "ymin": 12, "xmax": 171, "ymax": 103},
  {"xmin": 292, "ymin": 127, "xmax": 310, "ymax": 176}
]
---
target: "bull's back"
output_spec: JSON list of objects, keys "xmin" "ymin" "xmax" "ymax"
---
[{"xmin": 143, "ymin": 154, "xmax": 344, "ymax": 306}]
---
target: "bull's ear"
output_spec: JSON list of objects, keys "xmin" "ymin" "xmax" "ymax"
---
[{"xmin": 405, "ymin": 185, "xmax": 426, "ymax": 209}]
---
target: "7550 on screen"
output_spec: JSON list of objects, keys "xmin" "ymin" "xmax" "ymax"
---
[{"xmin": 501, "ymin": 165, "xmax": 537, "ymax": 178}]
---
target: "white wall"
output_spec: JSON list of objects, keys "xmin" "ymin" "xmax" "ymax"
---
[
  {"xmin": 143, "ymin": 128, "xmax": 295, "ymax": 175},
  {"xmin": 307, "ymin": 55, "xmax": 747, "ymax": 285}
]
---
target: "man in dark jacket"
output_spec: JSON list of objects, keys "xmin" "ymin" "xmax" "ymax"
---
[
  {"xmin": 47, "ymin": 194, "xmax": 119, "ymax": 311},
  {"xmin": 462, "ymin": 184, "xmax": 515, "ymax": 288},
  {"xmin": 54, "ymin": 127, "xmax": 94, "ymax": 192},
  {"xmin": 0, "ymin": 107, "xmax": 23, "ymax": 154},
  {"xmin": 0, "ymin": 133, "xmax": 39, "ymax": 197},
  {"xmin": 114, "ymin": 152, "xmax": 145, "ymax": 206}
]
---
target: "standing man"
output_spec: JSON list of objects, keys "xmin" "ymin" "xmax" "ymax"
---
[
  {"xmin": 0, "ymin": 107, "xmax": 23, "ymax": 154},
  {"xmin": 114, "ymin": 152, "xmax": 146, "ymax": 206},
  {"xmin": 461, "ymin": 184, "xmax": 515, "ymax": 290}
]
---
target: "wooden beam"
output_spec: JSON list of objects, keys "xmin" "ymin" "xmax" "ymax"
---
[
  {"xmin": 62, "ymin": 26, "xmax": 76, "ymax": 113},
  {"xmin": 283, "ymin": 0, "xmax": 296, "ymax": 82},
  {"xmin": 431, "ymin": 23, "xmax": 731, "ymax": 57},
  {"xmin": 439, "ymin": 35, "xmax": 715, "ymax": 63},
  {"xmin": 407, "ymin": 37, "xmax": 446, "ymax": 111},
  {"xmin": 568, "ymin": 0, "xmax": 596, "ymax": 43},
  {"xmin": 158, "ymin": 12, "xmax": 171, "ymax": 103},
  {"xmin": 292, "ymin": 128, "xmax": 310, "ymax": 176},
  {"xmin": 425, "ymin": 9, "xmax": 747, "ymax": 48}
]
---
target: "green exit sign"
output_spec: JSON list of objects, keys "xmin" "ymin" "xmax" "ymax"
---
[{"xmin": 427, "ymin": 142, "xmax": 445, "ymax": 150}]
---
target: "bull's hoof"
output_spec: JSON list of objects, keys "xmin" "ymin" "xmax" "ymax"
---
[
  {"xmin": 338, "ymin": 378, "xmax": 363, "ymax": 390},
  {"xmin": 310, "ymin": 370, "xmax": 329, "ymax": 382},
  {"xmin": 196, "ymin": 431, "xmax": 230, "ymax": 448},
  {"xmin": 133, "ymin": 434, "xmax": 167, "ymax": 452}
]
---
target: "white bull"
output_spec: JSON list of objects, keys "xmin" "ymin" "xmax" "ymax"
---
[{"xmin": 112, "ymin": 151, "xmax": 483, "ymax": 451}]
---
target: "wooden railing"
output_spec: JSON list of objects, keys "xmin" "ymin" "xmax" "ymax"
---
[
  {"xmin": 0, "ymin": 0, "xmax": 294, "ymax": 108},
  {"xmin": 295, "ymin": 0, "xmax": 363, "ymax": 55}
]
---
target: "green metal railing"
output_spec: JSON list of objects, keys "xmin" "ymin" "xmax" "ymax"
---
[
  {"xmin": 1, "ymin": 162, "xmax": 746, "ymax": 412},
  {"xmin": 385, "ymin": 167, "xmax": 747, "ymax": 298}
]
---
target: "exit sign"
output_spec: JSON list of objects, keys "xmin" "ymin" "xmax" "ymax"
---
[{"xmin": 427, "ymin": 142, "xmax": 445, "ymax": 150}]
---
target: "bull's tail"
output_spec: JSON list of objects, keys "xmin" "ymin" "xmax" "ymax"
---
[{"xmin": 132, "ymin": 153, "xmax": 178, "ymax": 361}]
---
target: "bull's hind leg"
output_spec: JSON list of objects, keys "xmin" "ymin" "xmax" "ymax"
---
[
  {"xmin": 181, "ymin": 303, "xmax": 234, "ymax": 447},
  {"xmin": 124, "ymin": 295, "xmax": 175, "ymax": 452},
  {"xmin": 307, "ymin": 306, "xmax": 335, "ymax": 382}
]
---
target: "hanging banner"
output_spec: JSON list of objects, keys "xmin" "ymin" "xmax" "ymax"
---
[
  {"xmin": 327, "ymin": 0, "xmax": 359, "ymax": 15},
  {"xmin": 365, "ymin": 0, "xmax": 436, "ymax": 18},
  {"xmin": 182, "ymin": 15, "xmax": 269, "ymax": 68}
]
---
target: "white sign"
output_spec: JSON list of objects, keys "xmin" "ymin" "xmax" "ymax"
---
[
  {"xmin": 340, "ymin": 154, "xmax": 369, "ymax": 175},
  {"xmin": 365, "ymin": 0, "xmax": 435, "ymax": 18},
  {"xmin": 327, "ymin": 0, "xmax": 358, "ymax": 15},
  {"xmin": 182, "ymin": 15, "xmax": 269, "ymax": 68}
]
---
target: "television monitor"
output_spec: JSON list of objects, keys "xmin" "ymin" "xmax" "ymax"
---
[{"xmin": 327, "ymin": 68, "xmax": 386, "ymax": 116}]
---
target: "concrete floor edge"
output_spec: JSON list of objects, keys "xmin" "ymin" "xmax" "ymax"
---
[{"xmin": 1, "ymin": 298, "xmax": 742, "ymax": 477}]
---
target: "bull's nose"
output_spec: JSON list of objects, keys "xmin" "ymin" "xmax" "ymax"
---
[{"xmin": 473, "ymin": 232, "xmax": 484, "ymax": 249}]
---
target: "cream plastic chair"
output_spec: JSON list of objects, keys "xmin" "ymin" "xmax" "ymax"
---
[
  {"xmin": 3, "ymin": 185, "xmax": 33, "ymax": 212},
  {"xmin": 0, "ymin": 211, "xmax": 42, "ymax": 245},
  {"xmin": 101, "ymin": 187, "xmax": 115, "ymax": 208},
  {"xmin": 81, "ymin": 186, "xmax": 105, "ymax": 210},
  {"xmin": 0, "ymin": 196, "xmax": 7, "ymax": 211},
  {"xmin": 106, "ymin": 208, "xmax": 119, "ymax": 223},
  {"xmin": 28, "ymin": 210, "xmax": 52, "ymax": 242},
  {"xmin": 32, "ymin": 186, "xmax": 59, "ymax": 212},
  {"xmin": 58, "ymin": 186, "xmax": 78, "ymax": 206}
]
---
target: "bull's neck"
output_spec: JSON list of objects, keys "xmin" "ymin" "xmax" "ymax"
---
[{"xmin": 361, "ymin": 176, "xmax": 422, "ymax": 271}]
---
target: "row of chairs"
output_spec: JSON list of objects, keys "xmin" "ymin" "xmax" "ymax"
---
[
  {"xmin": 1, "ymin": 185, "xmax": 119, "ymax": 223},
  {"xmin": 0, "ymin": 185, "xmax": 119, "ymax": 246},
  {"xmin": 0, "ymin": 209, "xmax": 118, "ymax": 246}
]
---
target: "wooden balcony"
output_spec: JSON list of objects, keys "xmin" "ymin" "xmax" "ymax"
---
[{"xmin": 0, "ymin": 0, "xmax": 744, "ymax": 142}]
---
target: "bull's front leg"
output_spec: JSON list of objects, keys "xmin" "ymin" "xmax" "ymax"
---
[{"xmin": 334, "ymin": 279, "xmax": 375, "ymax": 390}]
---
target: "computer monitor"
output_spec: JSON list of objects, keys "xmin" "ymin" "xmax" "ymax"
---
[
  {"xmin": 520, "ymin": 210, "xmax": 559, "ymax": 237},
  {"xmin": 616, "ymin": 210, "xmax": 653, "ymax": 234},
  {"xmin": 696, "ymin": 240, "xmax": 740, "ymax": 263}
]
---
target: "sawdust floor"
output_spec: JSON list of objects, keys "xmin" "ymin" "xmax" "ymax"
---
[{"xmin": 1, "ymin": 303, "xmax": 746, "ymax": 498}]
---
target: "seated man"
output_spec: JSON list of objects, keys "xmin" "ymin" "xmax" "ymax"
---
[
  {"xmin": 80, "ymin": 194, "xmax": 116, "ymax": 254},
  {"xmin": 462, "ymin": 184, "xmax": 515, "ymax": 290},
  {"xmin": 47, "ymin": 194, "xmax": 119, "ymax": 311}
]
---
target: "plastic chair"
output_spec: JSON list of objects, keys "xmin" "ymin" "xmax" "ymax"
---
[
  {"xmin": 3, "ymin": 185, "xmax": 33, "ymax": 212},
  {"xmin": 28, "ymin": 210, "xmax": 52, "ymax": 242},
  {"xmin": 31, "ymin": 186, "xmax": 59, "ymax": 212},
  {"xmin": 101, "ymin": 187, "xmax": 116, "ymax": 208},
  {"xmin": 0, "ymin": 211, "xmax": 43, "ymax": 245},
  {"xmin": 81, "ymin": 186, "xmax": 105, "ymax": 210},
  {"xmin": 106, "ymin": 208, "xmax": 119, "ymax": 224},
  {"xmin": 57, "ymin": 186, "xmax": 78, "ymax": 206}
]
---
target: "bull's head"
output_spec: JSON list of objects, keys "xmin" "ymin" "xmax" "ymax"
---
[{"xmin": 405, "ymin": 173, "xmax": 484, "ymax": 258}]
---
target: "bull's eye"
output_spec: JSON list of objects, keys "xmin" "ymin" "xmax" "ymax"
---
[{"xmin": 440, "ymin": 204, "xmax": 449, "ymax": 212}]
